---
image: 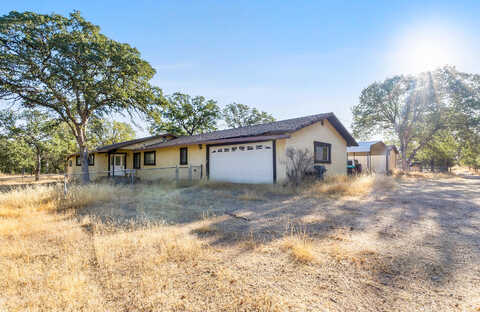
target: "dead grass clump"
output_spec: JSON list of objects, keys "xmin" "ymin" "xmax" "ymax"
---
[
  {"xmin": 280, "ymin": 225, "xmax": 315, "ymax": 263},
  {"xmin": 392, "ymin": 169, "xmax": 455, "ymax": 180},
  {"xmin": 304, "ymin": 174, "xmax": 394, "ymax": 198},
  {"xmin": 194, "ymin": 220, "xmax": 218, "ymax": 235},
  {"xmin": 238, "ymin": 189, "xmax": 265, "ymax": 201},
  {"xmin": 0, "ymin": 185, "xmax": 59, "ymax": 217},
  {"xmin": 281, "ymin": 236, "xmax": 314, "ymax": 263},
  {"xmin": 62, "ymin": 184, "xmax": 128, "ymax": 210}
]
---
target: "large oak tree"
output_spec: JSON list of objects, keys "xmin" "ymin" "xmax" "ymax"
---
[
  {"xmin": 148, "ymin": 92, "xmax": 220, "ymax": 136},
  {"xmin": 222, "ymin": 103, "xmax": 275, "ymax": 128},
  {"xmin": 0, "ymin": 11, "xmax": 156, "ymax": 183},
  {"xmin": 352, "ymin": 66, "xmax": 480, "ymax": 170}
]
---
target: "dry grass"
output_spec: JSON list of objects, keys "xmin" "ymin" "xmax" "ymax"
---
[
  {"xmin": 237, "ymin": 189, "xmax": 266, "ymax": 201},
  {"xmin": 392, "ymin": 169, "xmax": 455, "ymax": 180},
  {"xmin": 0, "ymin": 174, "xmax": 63, "ymax": 185},
  {"xmin": 304, "ymin": 174, "xmax": 395, "ymax": 198},
  {"xmin": 1, "ymin": 178, "xmax": 478, "ymax": 311},
  {"xmin": 0, "ymin": 185, "xmax": 285, "ymax": 311}
]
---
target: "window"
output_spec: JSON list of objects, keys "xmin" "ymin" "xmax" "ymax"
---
[
  {"xmin": 88, "ymin": 154, "xmax": 95, "ymax": 166},
  {"xmin": 256, "ymin": 145, "xmax": 263, "ymax": 150},
  {"xmin": 247, "ymin": 146, "xmax": 254, "ymax": 150},
  {"xmin": 239, "ymin": 146, "xmax": 245, "ymax": 151},
  {"xmin": 232, "ymin": 147, "xmax": 237, "ymax": 151},
  {"xmin": 76, "ymin": 155, "xmax": 94, "ymax": 166},
  {"xmin": 133, "ymin": 152, "xmax": 141, "ymax": 169},
  {"xmin": 224, "ymin": 148, "xmax": 229, "ymax": 152},
  {"xmin": 180, "ymin": 147, "xmax": 188, "ymax": 165},
  {"xmin": 69, "ymin": 160, "xmax": 72, "ymax": 167},
  {"xmin": 144, "ymin": 151, "xmax": 156, "ymax": 165},
  {"xmin": 314, "ymin": 142, "xmax": 331, "ymax": 163}
]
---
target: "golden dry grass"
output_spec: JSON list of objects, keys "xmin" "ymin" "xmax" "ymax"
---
[
  {"xmin": 392, "ymin": 169, "xmax": 455, "ymax": 180},
  {"xmin": 0, "ymin": 174, "xmax": 64, "ymax": 185},
  {"xmin": 0, "ymin": 185, "xmax": 285, "ymax": 311},
  {"xmin": 304, "ymin": 174, "xmax": 396, "ymax": 198},
  {"xmin": 1, "ymin": 179, "xmax": 478, "ymax": 311}
]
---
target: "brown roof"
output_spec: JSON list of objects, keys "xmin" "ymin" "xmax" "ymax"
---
[
  {"xmin": 143, "ymin": 112, "xmax": 357, "ymax": 150},
  {"xmin": 94, "ymin": 134, "xmax": 175, "ymax": 153}
]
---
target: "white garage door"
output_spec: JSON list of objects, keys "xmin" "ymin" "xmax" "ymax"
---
[{"xmin": 209, "ymin": 142, "xmax": 273, "ymax": 184}]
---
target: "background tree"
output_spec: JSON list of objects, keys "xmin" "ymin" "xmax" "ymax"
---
[
  {"xmin": 222, "ymin": 103, "xmax": 275, "ymax": 128},
  {"xmin": 352, "ymin": 66, "xmax": 480, "ymax": 170},
  {"xmin": 88, "ymin": 118, "xmax": 136, "ymax": 147},
  {"xmin": 148, "ymin": 92, "xmax": 220, "ymax": 136},
  {"xmin": 0, "ymin": 137, "xmax": 34, "ymax": 174},
  {"xmin": 0, "ymin": 109, "xmax": 59, "ymax": 180},
  {"xmin": 0, "ymin": 11, "xmax": 156, "ymax": 183},
  {"xmin": 415, "ymin": 131, "xmax": 457, "ymax": 171}
]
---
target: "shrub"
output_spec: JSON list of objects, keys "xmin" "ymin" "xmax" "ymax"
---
[{"xmin": 285, "ymin": 148, "xmax": 314, "ymax": 186}]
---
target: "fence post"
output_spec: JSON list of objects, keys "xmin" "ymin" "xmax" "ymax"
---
[
  {"xmin": 188, "ymin": 165, "xmax": 192, "ymax": 181},
  {"xmin": 175, "ymin": 165, "xmax": 179, "ymax": 182},
  {"xmin": 63, "ymin": 174, "xmax": 68, "ymax": 196}
]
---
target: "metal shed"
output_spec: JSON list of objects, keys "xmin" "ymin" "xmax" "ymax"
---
[{"xmin": 347, "ymin": 141, "xmax": 398, "ymax": 173}]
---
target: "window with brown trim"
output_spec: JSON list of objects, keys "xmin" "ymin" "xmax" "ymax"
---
[
  {"xmin": 133, "ymin": 152, "xmax": 141, "ymax": 169},
  {"xmin": 180, "ymin": 147, "xmax": 188, "ymax": 165},
  {"xmin": 144, "ymin": 151, "xmax": 156, "ymax": 165},
  {"xmin": 314, "ymin": 142, "xmax": 331, "ymax": 163},
  {"xmin": 88, "ymin": 154, "xmax": 95, "ymax": 166}
]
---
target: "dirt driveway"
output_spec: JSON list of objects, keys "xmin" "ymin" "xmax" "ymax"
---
[{"xmin": 81, "ymin": 176, "xmax": 480, "ymax": 311}]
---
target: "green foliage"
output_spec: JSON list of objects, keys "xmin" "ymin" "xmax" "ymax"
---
[
  {"xmin": 415, "ymin": 131, "xmax": 457, "ymax": 169},
  {"xmin": 222, "ymin": 103, "xmax": 275, "ymax": 128},
  {"xmin": 148, "ymin": 92, "xmax": 220, "ymax": 136},
  {"xmin": 0, "ymin": 11, "xmax": 157, "ymax": 182},
  {"xmin": 0, "ymin": 137, "xmax": 34, "ymax": 174},
  {"xmin": 0, "ymin": 108, "xmax": 75, "ymax": 175},
  {"xmin": 352, "ymin": 66, "xmax": 480, "ymax": 170},
  {"xmin": 88, "ymin": 118, "xmax": 136, "ymax": 147}
]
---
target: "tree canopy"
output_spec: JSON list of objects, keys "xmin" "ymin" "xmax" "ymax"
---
[
  {"xmin": 148, "ymin": 92, "xmax": 220, "ymax": 136},
  {"xmin": 0, "ymin": 11, "xmax": 157, "ymax": 182},
  {"xmin": 352, "ymin": 66, "xmax": 480, "ymax": 170},
  {"xmin": 222, "ymin": 103, "xmax": 275, "ymax": 128},
  {"xmin": 88, "ymin": 118, "xmax": 136, "ymax": 147}
]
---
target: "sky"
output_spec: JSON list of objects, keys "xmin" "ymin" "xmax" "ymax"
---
[{"xmin": 2, "ymin": 1, "xmax": 480, "ymax": 137}]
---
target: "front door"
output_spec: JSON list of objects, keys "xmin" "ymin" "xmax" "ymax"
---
[{"xmin": 111, "ymin": 154, "xmax": 125, "ymax": 176}]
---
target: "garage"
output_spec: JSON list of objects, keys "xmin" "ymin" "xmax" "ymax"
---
[{"xmin": 209, "ymin": 141, "xmax": 274, "ymax": 184}]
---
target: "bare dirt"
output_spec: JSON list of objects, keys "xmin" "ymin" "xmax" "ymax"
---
[{"xmin": 79, "ymin": 175, "xmax": 480, "ymax": 311}]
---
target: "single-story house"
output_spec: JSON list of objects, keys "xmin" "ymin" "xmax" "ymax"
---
[
  {"xmin": 347, "ymin": 141, "xmax": 398, "ymax": 174},
  {"xmin": 66, "ymin": 112, "xmax": 358, "ymax": 184}
]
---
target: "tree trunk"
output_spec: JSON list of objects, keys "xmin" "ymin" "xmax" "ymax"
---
[
  {"xmin": 76, "ymin": 125, "xmax": 90, "ymax": 184},
  {"xmin": 35, "ymin": 151, "xmax": 41, "ymax": 181},
  {"xmin": 400, "ymin": 140, "xmax": 408, "ymax": 171}
]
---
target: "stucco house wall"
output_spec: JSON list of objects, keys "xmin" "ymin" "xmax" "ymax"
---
[
  {"xmin": 66, "ymin": 115, "xmax": 353, "ymax": 184},
  {"xmin": 66, "ymin": 152, "xmax": 109, "ymax": 180},
  {"xmin": 276, "ymin": 120, "xmax": 347, "ymax": 183}
]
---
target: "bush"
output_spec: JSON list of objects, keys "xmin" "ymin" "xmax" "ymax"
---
[{"xmin": 285, "ymin": 148, "xmax": 314, "ymax": 186}]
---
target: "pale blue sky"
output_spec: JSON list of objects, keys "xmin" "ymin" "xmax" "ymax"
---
[{"xmin": 2, "ymin": 1, "xmax": 480, "ymax": 137}]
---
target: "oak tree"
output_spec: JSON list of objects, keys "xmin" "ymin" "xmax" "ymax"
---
[{"xmin": 0, "ymin": 11, "xmax": 156, "ymax": 183}]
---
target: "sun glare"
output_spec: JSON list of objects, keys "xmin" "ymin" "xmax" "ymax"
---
[{"xmin": 388, "ymin": 22, "xmax": 467, "ymax": 74}]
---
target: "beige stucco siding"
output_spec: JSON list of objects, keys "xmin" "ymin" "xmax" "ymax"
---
[
  {"xmin": 135, "ymin": 145, "xmax": 206, "ymax": 181},
  {"xmin": 276, "ymin": 120, "xmax": 347, "ymax": 183},
  {"xmin": 388, "ymin": 151, "xmax": 397, "ymax": 172},
  {"xmin": 66, "ymin": 153, "xmax": 109, "ymax": 180},
  {"xmin": 66, "ymin": 120, "xmax": 351, "ymax": 184}
]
